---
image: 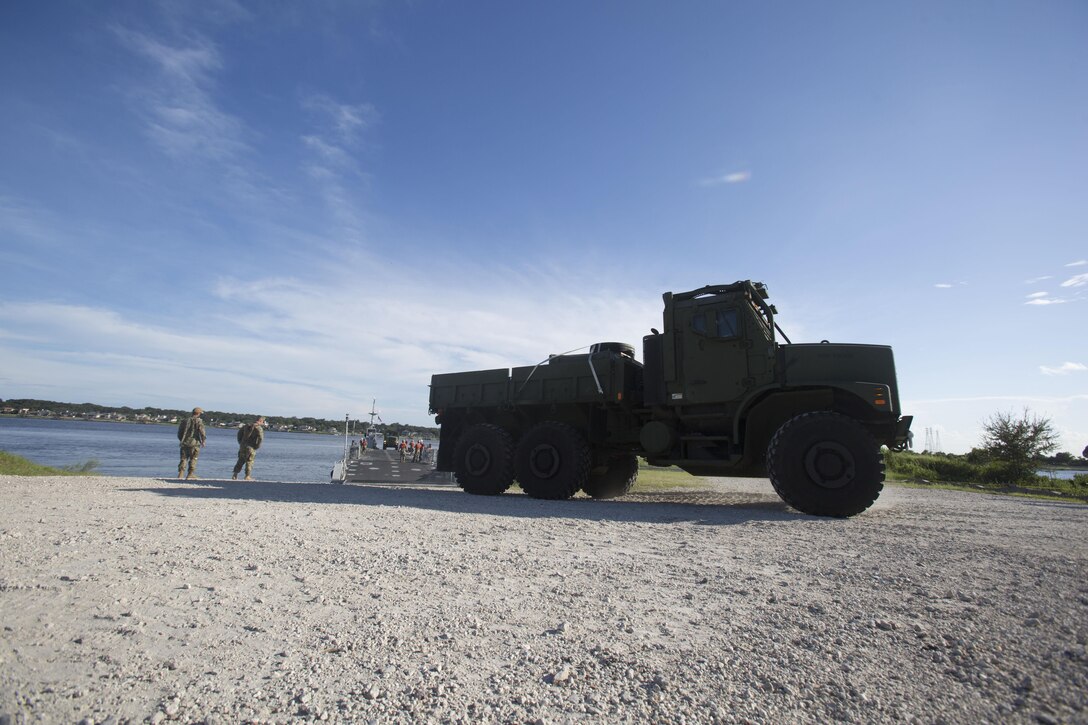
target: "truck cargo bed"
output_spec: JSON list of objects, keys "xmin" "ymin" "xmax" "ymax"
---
[{"xmin": 430, "ymin": 353, "xmax": 643, "ymax": 411}]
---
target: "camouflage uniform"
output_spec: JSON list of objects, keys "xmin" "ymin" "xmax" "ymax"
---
[
  {"xmin": 177, "ymin": 412, "xmax": 207, "ymax": 479},
  {"xmin": 232, "ymin": 421, "xmax": 264, "ymax": 480}
]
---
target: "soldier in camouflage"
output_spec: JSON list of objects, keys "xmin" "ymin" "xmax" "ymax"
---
[
  {"xmin": 177, "ymin": 407, "xmax": 207, "ymax": 479},
  {"xmin": 232, "ymin": 417, "xmax": 265, "ymax": 480}
]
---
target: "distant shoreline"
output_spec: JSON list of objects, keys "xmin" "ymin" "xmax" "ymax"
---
[
  {"xmin": 0, "ymin": 399, "xmax": 438, "ymax": 438},
  {"xmin": 0, "ymin": 414, "xmax": 340, "ymax": 435}
]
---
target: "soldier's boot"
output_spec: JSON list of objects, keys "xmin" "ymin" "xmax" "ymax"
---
[
  {"xmin": 186, "ymin": 467, "xmax": 198, "ymax": 480},
  {"xmin": 231, "ymin": 473, "xmax": 238, "ymax": 480},
  {"xmin": 177, "ymin": 466, "xmax": 184, "ymax": 479}
]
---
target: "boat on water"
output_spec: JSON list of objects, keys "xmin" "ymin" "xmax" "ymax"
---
[
  {"xmin": 329, "ymin": 400, "xmax": 446, "ymax": 485},
  {"xmin": 330, "ymin": 400, "xmax": 384, "ymax": 484}
]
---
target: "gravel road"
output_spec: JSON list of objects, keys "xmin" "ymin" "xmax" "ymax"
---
[{"xmin": 1, "ymin": 475, "xmax": 1085, "ymax": 724}]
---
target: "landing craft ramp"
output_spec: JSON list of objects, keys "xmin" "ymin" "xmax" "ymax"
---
[{"xmin": 343, "ymin": 447, "xmax": 453, "ymax": 485}]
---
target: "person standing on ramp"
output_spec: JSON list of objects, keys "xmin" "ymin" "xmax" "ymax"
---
[{"xmin": 232, "ymin": 416, "xmax": 265, "ymax": 480}]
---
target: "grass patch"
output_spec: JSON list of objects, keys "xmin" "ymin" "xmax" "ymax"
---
[
  {"xmin": 631, "ymin": 464, "xmax": 708, "ymax": 492},
  {"xmin": 505, "ymin": 464, "xmax": 707, "ymax": 495},
  {"xmin": 889, "ymin": 478, "xmax": 1088, "ymax": 503},
  {"xmin": 885, "ymin": 450, "xmax": 1088, "ymax": 502},
  {"xmin": 0, "ymin": 450, "xmax": 99, "ymax": 476}
]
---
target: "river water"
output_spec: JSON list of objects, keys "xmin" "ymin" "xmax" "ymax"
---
[
  {"xmin": 1038, "ymin": 468, "xmax": 1084, "ymax": 481},
  {"xmin": 3, "ymin": 417, "xmax": 1079, "ymax": 484},
  {"xmin": 0, "ymin": 417, "xmax": 351, "ymax": 482}
]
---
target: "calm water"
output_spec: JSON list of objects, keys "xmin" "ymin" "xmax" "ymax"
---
[
  {"xmin": 1038, "ymin": 468, "xmax": 1083, "ymax": 481},
  {"xmin": 0, "ymin": 417, "xmax": 349, "ymax": 482}
]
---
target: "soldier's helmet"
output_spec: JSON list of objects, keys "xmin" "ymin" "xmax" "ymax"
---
[{"xmin": 193, "ymin": 407, "xmax": 204, "ymax": 415}]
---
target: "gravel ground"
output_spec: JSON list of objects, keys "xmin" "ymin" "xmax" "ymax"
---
[{"xmin": 1, "ymin": 474, "xmax": 1086, "ymax": 724}]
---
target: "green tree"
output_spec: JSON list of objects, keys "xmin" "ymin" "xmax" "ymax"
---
[{"xmin": 980, "ymin": 408, "xmax": 1059, "ymax": 481}]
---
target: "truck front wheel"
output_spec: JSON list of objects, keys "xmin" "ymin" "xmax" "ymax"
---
[
  {"xmin": 766, "ymin": 412, "xmax": 884, "ymax": 517},
  {"xmin": 515, "ymin": 422, "xmax": 591, "ymax": 500},
  {"xmin": 582, "ymin": 455, "xmax": 639, "ymax": 499},
  {"xmin": 452, "ymin": 424, "xmax": 515, "ymax": 495}
]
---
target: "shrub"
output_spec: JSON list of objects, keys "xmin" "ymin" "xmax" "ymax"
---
[
  {"xmin": 885, "ymin": 450, "xmax": 980, "ymax": 483},
  {"xmin": 62, "ymin": 459, "xmax": 100, "ymax": 474},
  {"xmin": 885, "ymin": 454, "xmax": 939, "ymax": 480},
  {"xmin": 964, "ymin": 447, "xmax": 991, "ymax": 465},
  {"xmin": 979, "ymin": 460, "xmax": 1044, "ymax": 486},
  {"xmin": 925, "ymin": 456, "xmax": 978, "ymax": 482},
  {"xmin": 980, "ymin": 408, "xmax": 1059, "ymax": 481}
]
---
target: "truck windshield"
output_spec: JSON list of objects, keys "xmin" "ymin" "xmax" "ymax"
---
[{"xmin": 692, "ymin": 308, "xmax": 739, "ymax": 339}]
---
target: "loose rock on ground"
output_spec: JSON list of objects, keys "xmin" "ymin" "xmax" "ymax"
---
[{"xmin": 0, "ymin": 474, "xmax": 1085, "ymax": 723}]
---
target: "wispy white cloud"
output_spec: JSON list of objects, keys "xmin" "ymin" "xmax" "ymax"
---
[
  {"xmin": 934, "ymin": 283, "xmax": 953, "ymax": 289},
  {"xmin": 0, "ymin": 257, "xmax": 662, "ymax": 423},
  {"xmin": 1040, "ymin": 362, "xmax": 1087, "ymax": 376},
  {"xmin": 302, "ymin": 135, "xmax": 353, "ymax": 169},
  {"xmin": 1020, "ymin": 264, "xmax": 1088, "ymax": 305},
  {"xmin": 698, "ymin": 170, "xmax": 751, "ymax": 187},
  {"xmin": 303, "ymin": 94, "xmax": 378, "ymax": 145},
  {"xmin": 113, "ymin": 26, "xmax": 248, "ymax": 162},
  {"xmin": 295, "ymin": 94, "xmax": 380, "ymax": 246},
  {"xmin": 1024, "ymin": 275, "xmax": 1053, "ymax": 284},
  {"xmin": 1060, "ymin": 272, "xmax": 1088, "ymax": 288}
]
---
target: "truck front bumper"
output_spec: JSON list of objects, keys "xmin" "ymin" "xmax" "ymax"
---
[{"xmin": 890, "ymin": 415, "xmax": 914, "ymax": 451}]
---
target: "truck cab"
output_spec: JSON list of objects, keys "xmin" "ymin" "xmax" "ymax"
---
[
  {"xmin": 643, "ymin": 281, "xmax": 909, "ymax": 470},
  {"xmin": 644, "ymin": 282, "xmax": 777, "ymax": 408}
]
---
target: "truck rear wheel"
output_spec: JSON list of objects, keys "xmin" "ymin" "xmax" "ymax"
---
[
  {"xmin": 452, "ymin": 423, "xmax": 515, "ymax": 495},
  {"xmin": 766, "ymin": 412, "xmax": 884, "ymax": 517},
  {"xmin": 515, "ymin": 422, "xmax": 590, "ymax": 500},
  {"xmin": 582, "ymin": 454, "xmax": 639, "ymax": 499}
]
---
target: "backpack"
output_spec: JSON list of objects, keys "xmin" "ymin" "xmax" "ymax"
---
[
  {"xmin": 178, "ymin": 416, "xmax": 197, "ymax": 444},
  {"xmin": 238, "ymin": 423, "xmax": 261, "ymax": 449}
]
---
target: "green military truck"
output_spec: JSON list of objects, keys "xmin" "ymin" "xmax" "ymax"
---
[{"xmin": 429, "ymin": 280, "xmax": 912, "ymax": 517}]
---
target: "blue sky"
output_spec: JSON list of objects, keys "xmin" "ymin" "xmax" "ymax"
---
[{"xmin": 1, "ymin": 1, "xmax": 1085, "ymax": 454}]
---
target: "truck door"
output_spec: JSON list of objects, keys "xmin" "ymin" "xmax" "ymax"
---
[{"xmin": 677, "ymin": 303, "xmax": 749, "ymax": 404}]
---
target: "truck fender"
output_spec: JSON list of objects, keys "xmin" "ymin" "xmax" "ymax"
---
[
  {"xmin": 737, "ymin": 384, "xmax": 889, "ymax": 466},
  {"xmin": 736, "ymin": 388, "xmax": 833, "ymax": 466}
]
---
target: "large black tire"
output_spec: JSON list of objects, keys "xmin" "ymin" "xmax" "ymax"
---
[
  {"xmin": 590, "ymin": 342, "xmax": 636, "ymax": 358},
  {"xmin": 515, "ymin": 422, "xmax": 590, "ymax": 500},
  {"xmin": 452, "ymin": 424, "xmax": 515, "ymax": 495},
  {"xmin": 582, "ymin": 454, "xmax": 639, "ymax": 499},
  {"xmin": 766, "ymin": 412, "xmax": 884, "ymax": 517}
]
